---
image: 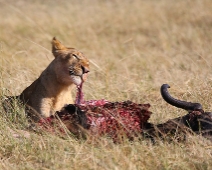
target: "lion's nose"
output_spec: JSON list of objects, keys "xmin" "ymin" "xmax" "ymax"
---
[{"xmin": 81, "ymin": 66, "xmax": 89, "ymax": 74}]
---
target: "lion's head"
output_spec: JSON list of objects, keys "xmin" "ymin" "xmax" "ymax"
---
[{"xmin": 51, "ymin": 37, "xmax": 90, "ymax": 86}]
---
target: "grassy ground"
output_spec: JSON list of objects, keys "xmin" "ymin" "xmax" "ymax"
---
[{"xmin": 1, "ymin": 0, "xmax": 212, "ymax": 169}]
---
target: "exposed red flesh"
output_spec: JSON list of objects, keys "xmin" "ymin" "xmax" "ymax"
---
[{"xmin": 79, "ymin": 101, "xmax": 151, "ymax": 141}]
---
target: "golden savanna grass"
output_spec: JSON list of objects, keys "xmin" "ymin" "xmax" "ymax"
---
[{"xmin": 1, "ymin": 0, "xmax": 212, "ymax": 169}]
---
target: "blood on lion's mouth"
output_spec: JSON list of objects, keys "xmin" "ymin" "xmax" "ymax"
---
[{"xmin": 82, "ymin": 73, "xmax": 88, "ymax": 82}]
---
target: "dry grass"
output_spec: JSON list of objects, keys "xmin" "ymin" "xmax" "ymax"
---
[{"xmin": 1, "ymin": 0, "xmax": 212, "ymax": 169}]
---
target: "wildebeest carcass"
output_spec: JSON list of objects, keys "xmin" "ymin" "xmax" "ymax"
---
[{"xmin": 2, "ymin": 84, "xmax": 212, "ymax": 142}]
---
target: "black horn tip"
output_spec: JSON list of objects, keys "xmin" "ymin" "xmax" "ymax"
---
[{"xmin": 161, "ymin": 84, "xmax": 170, "ymax": 89}]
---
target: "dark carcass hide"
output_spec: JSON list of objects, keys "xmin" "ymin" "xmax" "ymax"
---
[{"xmin": 144, "ymin": 84, "xmax": 212, "ymax": 141}]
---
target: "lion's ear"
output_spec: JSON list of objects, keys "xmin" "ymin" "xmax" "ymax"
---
[{"xmin": 52, "ymin": 37, "xmax": 67, "ymax": 57}]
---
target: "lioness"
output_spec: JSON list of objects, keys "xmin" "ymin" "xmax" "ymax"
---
[{"xmin": 4, "ymin": 37, "xmax": 89, "ymax": 119}]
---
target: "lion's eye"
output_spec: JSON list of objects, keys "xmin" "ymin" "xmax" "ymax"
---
[{"xmin": 72, "ymin": 54, "xmax": 79, "ymax": 60}]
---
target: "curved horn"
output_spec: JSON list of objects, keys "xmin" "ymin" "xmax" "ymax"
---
[{"xmin": 161, "ymin": 84, "xmax": 202, "ymax": 111}]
